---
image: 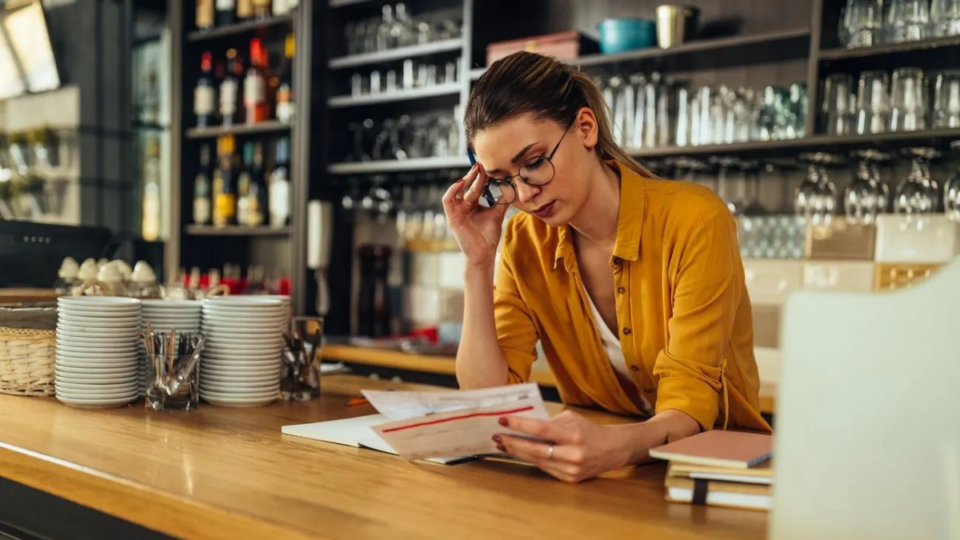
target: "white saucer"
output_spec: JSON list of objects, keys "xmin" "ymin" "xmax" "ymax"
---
[
  {"xmin": 56, "ymin": 388, "xmax": 138, "ymax": 400},
  {"xmin": 55, "ymin": 380, "xmax": 138, "ymax": 392},
  {"xmin": 201, "ymin": 380, "xmax": 278, "ymax": 392},
  {"xmin": 201, "ymin": 372, "xmax": 279, "ymax": 383},
  {"xmin": 55, "ymin": 372, "xmax": 138, "ymax": 384},
  {"xmin": 200, "ymin": 393, "xmax": 276, "ymax": 408},
  {"xmin": 56, "ymin": 357, "xmax": 137, "ymax": 369},
  {"xmin": 56, "ymin": 344, "xmax": 139, "ymax": 355},
  {"xmin": 201, "ymin": 367, "xmax": 279, "ymax": 377}
]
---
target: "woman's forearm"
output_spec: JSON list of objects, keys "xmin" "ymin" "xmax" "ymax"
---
[
  {"xmin": 456, "ymin": 262, "xmax": 510, "ymax": 389},
  {"xmin": 608, "ymin": 409, "xmax": 703, "ymax": 466}
]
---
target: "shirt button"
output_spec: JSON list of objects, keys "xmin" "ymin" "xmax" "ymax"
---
[
  {"xmin": 622, "ymin": 327, "xmax": 632, "ymax": 335},
  {"xmin": 630, "ymin": 365, "xmax": 640, "ymax": 372},
  {"xmin": 617, "ymin": 286, "xmax": 626, "ymax": 294},
  {"xmin": 612, "ymin": 257, "xmax": 622, "ymax": 265}
]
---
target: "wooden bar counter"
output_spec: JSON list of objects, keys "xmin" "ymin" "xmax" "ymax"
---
[{"xmin": 0, "ymin": 376, "xmax": 767, "ymax": 540}]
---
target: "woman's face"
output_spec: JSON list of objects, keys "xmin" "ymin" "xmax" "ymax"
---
[{"xmin": 471, "ymin": 110, "xmax": 599, "ymax": 226}]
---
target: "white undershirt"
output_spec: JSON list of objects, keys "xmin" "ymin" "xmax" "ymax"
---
[{"xmin": 584, "ymin": 290, "xmax": 653, "ymax": 413}]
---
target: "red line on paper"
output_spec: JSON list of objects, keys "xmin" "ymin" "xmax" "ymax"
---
[{"xmin": 380, "ymin": 406, "xmax": 535, "ymax": 433}]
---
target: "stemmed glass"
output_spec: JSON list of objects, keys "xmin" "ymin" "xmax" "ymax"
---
[
  {"xmin": 944, "ymin": 141, "xmax": 960, "ymax": 221},
  {"xmin": 845, "ymin": 150, "xmax": 891, "ymax": 224},
  {"xmin": 797, "ymin": 153, "xmax": 841, "ymax": 226},
  {"xmin": 711, "ymin": 157, "xmax": 742, "ymax": 215},
  {"xmin": 895, "ymin": 148, "xmax": 940, "ymax": 218}
]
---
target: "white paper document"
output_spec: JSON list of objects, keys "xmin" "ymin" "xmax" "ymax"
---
[{"xmin": 282, "ymin": 383, "xmax": 550, "ymax": 463}]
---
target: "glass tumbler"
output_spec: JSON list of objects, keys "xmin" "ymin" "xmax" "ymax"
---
[
  {"xmin": 889, "ymin": 68, "xmax": 928, "ymax": 132},
  {"xmin": 934, "ymin": 70, "xmax": 960, "ymax": 128},
  {"xmin": 856, "ymin": 71, "xmax": 890, "ymax": 134},
  {"xmin": 930, "ymin": 0, "xmax": 960, "ymax": 37},
  {"xmin": 823, "ymin": 74, "xmax": 855, "ymax": 135},
  {"xmin": 885, "ymin": 0, "xmax": 930, "ymax": 42},
  {"xmin": 843, "ymin": 0, "xmax": 885, "ymax": 47}
]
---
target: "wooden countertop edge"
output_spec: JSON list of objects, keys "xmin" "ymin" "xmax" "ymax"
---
[{"xmin": 0, "ymin": 442, "xmax": 321, "ymax": 540}]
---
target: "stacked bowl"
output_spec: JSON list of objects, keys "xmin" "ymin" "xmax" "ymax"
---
[
  {"xmin": 139, "ymin": 300, "xmax": 202, "ymax": 395},
  {"xmin": 200, "ymin": 297, "xmax": 284, "ymax": 407},
  {"xmin": 55, "ymin": 297, "xmax": 141, "ymax": 408}
]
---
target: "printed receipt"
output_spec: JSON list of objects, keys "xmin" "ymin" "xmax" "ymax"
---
[{"xmin": 364, "ymin": 384, "xmax": 551, "ymax": 461}]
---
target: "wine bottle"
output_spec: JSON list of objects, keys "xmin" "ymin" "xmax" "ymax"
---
[
  {"xmin": 216, "ymin": 0, "xmax": 236, "ymax": 26},
  {"xmin": 276, "ymin": 33, "xmax": 294, "ymax": 123},
  {"xmin": 220, "ymin": 48, "xmax": 243, "ymax": 126},
  {"xmin": 244, "ymin": 38, "xmax": 269, "ymax": 124},
  {"xmin": 269, "ymin": 137, "xmax": 291, "ymax": 228},
  {"xmin": 196, "ymin": 0, "xmax": 214, "ymax": 31},
  {"xmin": 213, "ymin": 135, "xmax": 238, "ymax": 227},
  {"xmin": 194, "ymin": 144, "xmax": 212, "ymax": 225}
]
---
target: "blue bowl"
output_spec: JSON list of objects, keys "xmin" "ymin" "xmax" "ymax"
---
[{"xmin": 597, "ymin": 18, "xmax": 657, "ymax": 54}]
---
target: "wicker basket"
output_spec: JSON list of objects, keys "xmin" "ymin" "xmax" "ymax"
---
[{"xmin": 0, "ymin": 327, "xmax": 56, "ymax": 396}]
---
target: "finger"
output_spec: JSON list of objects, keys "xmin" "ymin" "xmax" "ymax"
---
[
  {"xmin": 527, "ymin": 458, "xmax": 584, "ymax": 483},
  {"xmin": 462, "ymin": 168, "xmax": 490, "ymax": 204},
  {"xmin": 500, "ymin": 415, "xmax": 578, "ymax": 445},
  {"xmin": 442, "ymin": 177, "xmax": 467, "ymax": 208},
  {"xmin": 498, "ymin": 434, "xmax": 584, "ymax": 464}
]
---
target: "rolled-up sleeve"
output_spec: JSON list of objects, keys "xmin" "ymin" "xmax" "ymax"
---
[
  {"xmin": 653, "ymin": 210, "xmax": 741, "ymax": 430},
  {"xmin": 494, "ymin": 228, "xmax": 540, "ymax": 384}
]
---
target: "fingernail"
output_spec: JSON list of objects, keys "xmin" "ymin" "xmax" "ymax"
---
[
  {"xmin": 496, "ymin": 444, "xmax": 506, "ymax": 452},
  {"xmin": 492, "ymin": 435, "xmax": 501, "ymax": 443},
  {"xmin": 498, "ymin": 418, "xmax": 509, "ymax": 427}
]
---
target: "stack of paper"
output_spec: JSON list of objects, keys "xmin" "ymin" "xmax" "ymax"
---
[
  {"xmin": 282, "ymin": 383, "xmax": 550, "ymax": 464},
  {"xmin": 649, "ymin": 430, "xmax": 774, "ymax": 511}
]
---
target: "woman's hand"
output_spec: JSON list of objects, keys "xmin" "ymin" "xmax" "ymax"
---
[
  {"xmin": 493, "ymin": 411, "xmax": 633, "ymax": 483},
  {"xmin": 442, "ymin": 165, "xmax": 509, "ymax": 268}
]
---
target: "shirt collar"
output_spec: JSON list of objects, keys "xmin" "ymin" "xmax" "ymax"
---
[{"xmin": 553, "ymin": 161, "xmax": 646, "ymax": 271}]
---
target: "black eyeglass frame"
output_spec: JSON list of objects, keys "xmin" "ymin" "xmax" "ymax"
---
[{"xmin": 484, "ymin": 117, "xmax": 577, "ymax": 206}]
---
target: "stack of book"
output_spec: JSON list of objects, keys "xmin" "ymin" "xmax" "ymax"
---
[{"xmin": 649, "ymin": 430, "xmax": 774, "ymax": 511}]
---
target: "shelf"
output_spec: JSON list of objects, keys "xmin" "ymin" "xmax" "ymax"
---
[
  {"xmin": 329, "ymin": 0, "xmax": 373, "ymax": 6},
  {"xmin": 468, "ymin": 67, "xmax": 485, "ymax": 81},
  {"xmin": 630, "ymin": 128, "xmax": 960, "ymax": 159},
  {"xmin": 185, "ymin": 225, "xmax": 291, "ymax": 237},
  {"xmin": 819, "ymin": 35, "xmax": 960, "ymax": 60},
  {"xmin": 328, "ymin": 156, "xmax": 470, "ymax": 174},
  {"xmin": 185, "ymin": 121, "xmax": 291, "ymax": 139},
  {"xmin": 133, "ymin": 121, "xmax": 168, "ymax": 131},
  {"xmin": 328, "ymin": 39, "xmax": 464, "ymax": 70},
  {"xmin": 186, "ymin": 15, "xmax": 293, "ymax": 42},
  {"xmin": 328, "ymin": 83, "xmax": 461, "ymax": 108},
  {"xmin": 574, "ymin": 28, "xmax": 811, "ymax": 68}
]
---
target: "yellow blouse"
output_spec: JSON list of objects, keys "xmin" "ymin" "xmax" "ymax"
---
[{"xmin": 494, "ymin": 161, "xmax": 771, "ymax": 432}]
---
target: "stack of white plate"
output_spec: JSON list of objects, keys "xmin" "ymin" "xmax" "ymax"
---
[
  {"xmin": 138, "ymin": 300, "xmax": 202, "ymax": 395},
  {"xmin": 200, "ymin": 297, "xmax": 284, "ymax": 407},
  {"xmin": 55, "ymin": 297, "xmax": 141, "ymax": 409}
]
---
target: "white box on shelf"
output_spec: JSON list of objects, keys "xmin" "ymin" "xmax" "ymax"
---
[
  {"xmin": 803, "ymin": 261, "xmax": 875, "ymax": 292},
  {"xmin": 743, "ymin": 259, "xmax": 804, "ymax": 306},
  {"xmin": 875, "ymin": 215, "xmax": 960, "ymax": 263}
]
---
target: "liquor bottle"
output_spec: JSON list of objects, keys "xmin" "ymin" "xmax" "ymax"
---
[
  {"xmin": 194, "ymin": 51, "xmax": 216, "ymax": 127},
  {"xmin": 236, "ymin": 0, "xmax": 253, "ymax": 21},
  {"xmin": 140, "ymin": 63, "xmax": 160, "ymax": 124},
  {"xmin": 269, "ymin": 136, "xmax": 291, "ymax": 228},
  {"xmin": 253, "ymin": 0, "xmax": 271, "ymax": 19},
  {"xmin": 196, "ymin": 0, "xmax": 214, "ymax": 30},
  {"xmin": 236, "ymin": 142, "xmax": 253, "ymax": 226},
  {"xmin": 141, "ymin": 136, "xmax": 161, "ymax": 241},
  {"xmin": 248, "ymin": 142, "xmax": 267, "ymax": 226},
  {"xmin": 276, "ymin": 33, "xmax": 294, "ymax": 123},
  {"xmin": 212, "ymin": 135, "xmax": 237, "ymax": 227},
  {"xmin": 216, "ymin": 0, "xmax": 236, "ymax": 26},
  {"xmin": 244, "ymin": 38, "xmax": 269, "ymax": 124},
  {"xmin": 272, "ymin": 0, "xmax": 291, "ymax": 16},
  {"xmin": 193, "ymin": 144, "xmax": 212, "ymax": 225},
  {"xmin": 220, "ymin": 48, "xmax": 242, "ymax": 126}
]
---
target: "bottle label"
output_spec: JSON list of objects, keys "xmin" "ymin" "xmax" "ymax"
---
[
  {"xmin": 276, "ymin": 102, "xmax": 294, "ymax": 123},
  {"xmin": 272, "ymin": 0, "xmax": 289, "ymax": 14},
  {"xmin": 196, "ymin": 0, "xmax": 213, "ymax": 27},
  {"xmin": 214, "ymin": 194, "xmax": 237, "ymax": 225},
  {"xmin": 220, "ymin": 79, "xmax": 238, "ymax": 116},
  {"xmin": 237, "ymin": 0, "xmax": 253, "ymax": 17},
  {"xmin": 194, "ymin": 86, "xmax": 214, "ymax": 116},
  {"xmin": 269, "ymin": 178, "xmax": 290, "ymax": 227},
  {"xmin": 194, "ymin": 197, "xmax": 211, "ymax": 225},
  {"xmin": 216, "ymin": 0, "xmax": 235, "ymax": 9},
  {"xmin": 244, "ymin": 76, "xmax": 265, "ymax": 106}
]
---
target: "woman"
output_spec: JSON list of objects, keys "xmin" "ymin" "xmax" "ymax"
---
[{"xmin": 441, "ymin": 52, "xmax": 771, "ymax": 484}]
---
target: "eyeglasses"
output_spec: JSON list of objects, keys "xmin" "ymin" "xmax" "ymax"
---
[{"xmin": 481, "ymin": 118, "xmax": 575, "ymax": 206}]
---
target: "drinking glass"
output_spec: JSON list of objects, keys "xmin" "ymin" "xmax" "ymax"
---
[
  {"xmin": 823, "ymin": 74, "xmax": 855, "ymax": 135},
  {"xmin": 712, "ymin": 157, "xmax": 742, "ymax": 214},
  {"xmin": 934, "ymin": 70, "xmax": 960, "ymax": 128},
  {"xmin": 895, "ymin": 149, "xmax": 940, "ymax": 216},
  {"xmin": 930, "ymin": 0, "xmax": 960, "ymax": 36},
  {"xmin": 886, "ymin": 0, "xmax": 930, "ymax": 42},
  {"xmin": 843, "ymin": 0, "xmax": 885, "ymax": 47},
  {"xmin": 845, "ymin": 151, "xmax": 890, "ymax": 224},
  {"xmin": 945, "ymin": 141, "xmax": 960, "ymax": 221},
  {"xmin": 856, "ymin": 71, "xmax": 890, "ymax": 134},
  {"xmin": 889, "ymin": 68, "xmax": 928, "ymax": 132}
]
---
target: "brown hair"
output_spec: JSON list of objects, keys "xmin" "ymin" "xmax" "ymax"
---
[{"xmin": 464, "ymin": 51, "xmax": 653, "ymax": 178}]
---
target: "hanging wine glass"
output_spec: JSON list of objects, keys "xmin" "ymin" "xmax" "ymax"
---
[
  {"xmin": 895, "ymin": 148, "xmax": 940, "ymax": 218},
  {"xmin": 944, "ymin": 141, "xmax": 960, "ymax": 221},
  {"xmin": 711, "ymin": 156, "xmax": 742, "ymax": 215},
  {"xmin": 798, "ymin": 153, "xmax": 842, "ymax": 226},
  {"xmin": 846, "ymin": 149, "xmax": 891, "ymax": 224}
]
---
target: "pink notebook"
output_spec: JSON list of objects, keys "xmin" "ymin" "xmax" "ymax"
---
[{"xmin": 649, "ymin": 430, "xmax": 773, "ymax": 469}]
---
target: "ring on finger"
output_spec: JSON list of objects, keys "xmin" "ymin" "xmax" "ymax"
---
[{"xmin": 547, "ymin": 444, "xmax": 555, "ymax": 460}]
